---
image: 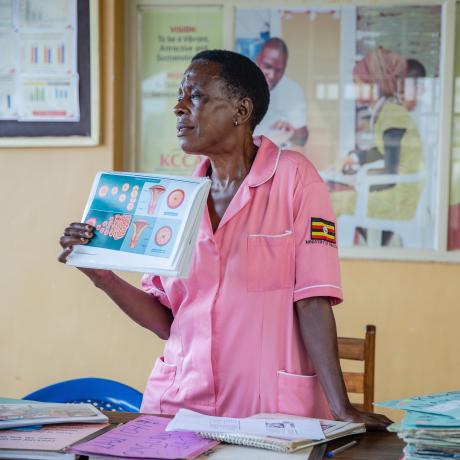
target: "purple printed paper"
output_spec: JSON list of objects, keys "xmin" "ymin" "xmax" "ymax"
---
[{"xmin": 70, "ymin": 415, "xmax": 218, "ymax": 459}]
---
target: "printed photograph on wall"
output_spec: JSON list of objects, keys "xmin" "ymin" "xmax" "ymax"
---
[
  {"xmin": 448, "ymin": 3, "xmax": 460, "ymax": 250},
  {"xmin": 139, "ymin": 5, "xmax": 223, "ymax": 175},
  {"xmin": 235, "ymin": 5, "xmax": 442, "ymax": 250}
]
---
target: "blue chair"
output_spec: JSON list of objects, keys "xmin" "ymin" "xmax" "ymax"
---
[{"xmin": 23, "ymin": 377, "xmax": 143, "ymax": 412}]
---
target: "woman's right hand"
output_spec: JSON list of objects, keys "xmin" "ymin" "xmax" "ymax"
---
[
  {"xmin": 58, "ymin": 222, "xmax": 113, "ymax": 285},
  {"xmin": 58, "ymin": 222, "xmax": 94, "ymax": 263},
  {"xmin": 58, "ymin": 223, "xmax": 172, "ymax": 337}
]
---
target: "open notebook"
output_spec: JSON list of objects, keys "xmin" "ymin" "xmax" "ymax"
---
[{"xmin": 167, "ymin": 409, "xmax": 365, "ymax": 453}]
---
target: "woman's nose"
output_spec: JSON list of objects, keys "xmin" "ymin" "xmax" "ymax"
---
[{"xmin": 173, "ymin": 100, "xmax": 188, "ymax": 116}]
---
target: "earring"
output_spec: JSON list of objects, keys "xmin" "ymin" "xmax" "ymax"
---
[{"xmin": 233, "ymin": 120, "xmax": 238, "ymax": 126}]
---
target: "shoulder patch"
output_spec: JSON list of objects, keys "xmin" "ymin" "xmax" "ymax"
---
[{"xmin": 310, "ymin": 217, "xmax": 336, "ymax": 244}]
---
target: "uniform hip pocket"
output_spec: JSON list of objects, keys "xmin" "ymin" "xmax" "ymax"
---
[
  {"xmin": 247, "ymin": 231, "xmax": 294, "ymax": 292},
  {"xmin": 142, "ymin": 356, "xmax": 177, "ymax": 414},
  {"xmin": 277, "ymin": 370, "xmax": 331, "ymax": 419}
]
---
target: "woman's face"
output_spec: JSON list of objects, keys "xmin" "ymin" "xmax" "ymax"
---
[{"xmin": 174, "ymin": 60, "xmax": 237, "ymax": 155}]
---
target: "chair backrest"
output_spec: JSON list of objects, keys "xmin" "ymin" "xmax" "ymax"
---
[
  {"xmin": 338, "ymin": 325, "xmax": 375, "ymax": 412},
  {"xmin": 22, "ymin": 377, "xmax": 143, "ymax": 412}
]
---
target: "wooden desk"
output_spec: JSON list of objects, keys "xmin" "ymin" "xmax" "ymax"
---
[
  {"xmin": 104, "ymin": 412, "xmax": 404, "ymax": 460},
  {"xmin": 318, "ymin": 432, "xmax": 403, "ymax": 460}
]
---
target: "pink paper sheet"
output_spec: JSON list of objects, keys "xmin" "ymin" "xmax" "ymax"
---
[{"xmin": 70, "ymin": 415, "xmax": 218, "ymax": 459}]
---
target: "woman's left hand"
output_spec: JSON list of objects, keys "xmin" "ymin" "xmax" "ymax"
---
[{"xmin": 335, "ymin": 404, "xmax": 393, "ymax": 431}]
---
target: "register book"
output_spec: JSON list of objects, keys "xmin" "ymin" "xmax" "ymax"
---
[{"xmin": 66, "ymin": 171, "xmax": 211, "ymax": 277}]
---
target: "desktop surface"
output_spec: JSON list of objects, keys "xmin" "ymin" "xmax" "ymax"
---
[{"xmin": 104, "ymin": 411, "xmax": 404, "ymax": 459}]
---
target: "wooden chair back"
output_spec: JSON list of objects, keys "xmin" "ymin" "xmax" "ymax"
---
[{"xmin": 338, "ymin": 324, "xmax": 375, "ymax": 412}]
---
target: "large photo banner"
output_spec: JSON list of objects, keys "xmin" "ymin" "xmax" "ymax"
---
[
  {"xmin": 448, "ymin": 3, "xmax": 460, "ymax": 250},
  {"xmin": 235, "ymin": 6, "xmax": 441, "ymax": 250},
  {"xmin": 139, "ymin": 6, "xmax": 223, "ymax": 175}
]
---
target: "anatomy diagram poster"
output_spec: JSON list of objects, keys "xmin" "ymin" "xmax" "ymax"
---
[{"xmin": 83, "ymin": 173, "xmax": 196, "ymax": 258}]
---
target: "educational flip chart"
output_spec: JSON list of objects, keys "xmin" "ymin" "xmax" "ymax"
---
[{"xmin": 66, "ymin": 171, "xmax": 211, "ymax": 277}]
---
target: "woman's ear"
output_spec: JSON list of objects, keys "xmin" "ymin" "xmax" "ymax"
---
[{"xmin": 234, "ymin": 97, "xmax": 254, "ymax": 126}]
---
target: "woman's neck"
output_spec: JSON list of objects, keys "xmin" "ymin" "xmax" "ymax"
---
[{"xmin": 207, "ymin": 135, "xmax": 258, "ymax": 188}]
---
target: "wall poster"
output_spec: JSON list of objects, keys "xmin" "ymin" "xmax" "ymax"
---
[
  {"xmin": 139, "ymin": 5, "xmax": 223, "ymax": 175},
  {"xmin": 0, "ymin": 0, "xmax": 79, "ymax": 123},
  {"xmin": 235, "ymin": 5, "xmax": 442, "ymax": 250},
  {"xmin": 448, "ymin": 2, "xmax": 460, "ymax": 250}
]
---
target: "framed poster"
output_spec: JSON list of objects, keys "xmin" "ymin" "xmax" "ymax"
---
[
  {"xmin": 448, "ymin": 1, "xmax": 460, "ymax": 250},
  {"xmin": 235, "ymin": 5, "xmax": 443, "ymax": 251},
  {"xmin": 133, "ymin": 4, "xmax": 223, "ymax": 175},
  {"xmin": 125, "ymin": 0, "xmax": 460, "ymax": 261},
  {"xmin": 0, "ymin": 0, "xmax": 100, "ymax": 146}
]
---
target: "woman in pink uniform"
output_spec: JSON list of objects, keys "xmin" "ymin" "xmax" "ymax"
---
[{"xmin": 59, "ymin": 50, "xmax": 390, "ymax": 429}]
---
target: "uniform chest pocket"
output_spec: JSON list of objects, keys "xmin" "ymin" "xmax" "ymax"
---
[{"xmin": 247, "ymin": 231, "xmax": 295, "ymax": 292}]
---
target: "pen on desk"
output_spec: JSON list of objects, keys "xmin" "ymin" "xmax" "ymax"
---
[{"xmin": 325, "ymin": 440, "xmax": 358, "ymax": 457}]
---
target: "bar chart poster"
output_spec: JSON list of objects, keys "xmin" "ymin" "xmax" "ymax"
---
[
  {"xmin": 139, "ymin": 6, "xmax": 223, "ymax": 175},
  {"xmin": 0, "ymin": 76, "xmax": 16, "ymax": 120},
  {"xmin": 0, "ymin": 0, "xmax": 79, "ymax": 123},
  {"xmin": 19, "ymin": 31, "xmax": 76, "ymax": 74},
  {"xmin": 18, "ymin": 76, "xmax": 79, "ymax": 121},
  {"xmin": 0, "ymin": 29, "xmax": 15, "ymax": 75},
  {"xmin": 14, "ymin": 0, "xmax": 75, "ymax": 29}
]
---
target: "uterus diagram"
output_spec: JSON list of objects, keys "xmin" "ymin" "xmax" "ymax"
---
[
  {"xmin": 129, "ymin": 219, "xmax": 149, "ymax": 248},
  {"xmin": 147, "ymin": 185, "xmax": 166, "ymax": 215}
]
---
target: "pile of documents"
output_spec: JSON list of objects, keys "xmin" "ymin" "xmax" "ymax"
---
[
  {"xmin": 166, "ymin": 408, "xmax": 365, "ymax": 453},
  {"xmin": 66, "ymin": 171, "xmax": 211, "ymax": 277},
  {"xmin": 0, "ymin": 401, "xmax": 109, "ymax": 459},
  {"xmin": 376, "ymin": 390, "xmax": 460, "ymax": 460},
  {"xmin": 0, "ymin": 402, "xmax": 108, "ymax": 429}
]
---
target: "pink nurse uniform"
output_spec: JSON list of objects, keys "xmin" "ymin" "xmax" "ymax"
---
[{"xmin": 140, "ymin": 136, "xmax": 343, "ymax": 418}]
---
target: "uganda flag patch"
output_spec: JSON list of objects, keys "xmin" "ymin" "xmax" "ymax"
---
[{"xmin": 310, "ymin": 217, "xmax": 336, "ymax": 243}]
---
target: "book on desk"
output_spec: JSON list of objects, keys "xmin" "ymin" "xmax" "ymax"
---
[
  {"xmin": 167, "ymin": 409, "xmax": 365, "ymax": 454},
  {"xmin": 0, "ymin": 402, "xmax": 366, "ymax": 460}
]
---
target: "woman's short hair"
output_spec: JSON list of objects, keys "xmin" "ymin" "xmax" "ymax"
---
[{"xmin": 191, "ymin": 49, "xmax": 269, "ymax": 131}]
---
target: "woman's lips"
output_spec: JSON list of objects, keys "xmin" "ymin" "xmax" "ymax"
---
[{"xmin": 176, "ymin": 125, "xmax": 194, "ymax": 136}]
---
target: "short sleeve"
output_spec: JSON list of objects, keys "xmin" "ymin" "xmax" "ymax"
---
[
  {"xmin": 293, "ymin": 177, "xmax": 343, "ymax": 306},
  {"xmin": 141, "ymin": 274, "xmax": 172, "ymax": 309}
]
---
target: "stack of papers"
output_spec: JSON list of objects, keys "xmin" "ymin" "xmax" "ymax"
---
[
  {"xmin": 375, "ymin": 390, "xmax": 460, "ymax": 460},
  {"xmin": 0, "ymin": 423, "xmax": 109, "ymax": 460},
  {"xmin": 166, "ymin": 409, "xmax": 365, "ymax": 453},
  {"xmin": 66, "ymin": 171, "xmax": 211, "ymax": 277},
  {"xmin": 0, "ymin": 403, "xmax": 108, "ymax": 429}
]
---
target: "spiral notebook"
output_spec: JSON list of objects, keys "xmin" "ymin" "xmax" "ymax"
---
[
  {"xmin": 168, "ymin": 410, "xmax": 365, "ymax": 453},
  {"xmin": 199, "ymin": 422, "xmax": 364, "ymax": 453}
]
